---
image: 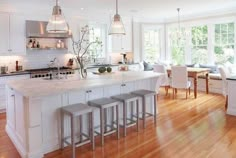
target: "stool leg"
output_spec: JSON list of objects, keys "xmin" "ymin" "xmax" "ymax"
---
[
  {"xmin": 112, "ymin": 107, "xmax": 115, "ymax": 130},
  {"xmin": 71, "ymin": 116, "xmax": 76, "ymax": 158},
  {"xmin": 131, "ymin": 101, "xmax": 134, "ymax": 121},
  {"xmin": 116, "ymin": 104, "xmax": 120, "ymax": 140},
  {"xmin": 143, "ymin": 97, "xmax": 146, "ymax": 129},
  {"xmin": 123, "ymin": 101, "xmax": 127, "ymax": 137},
  {"xmin": 154, "ymin": 94, "xmax": 157, "ymax": 125},
  {"xmin": 90, "ymin": 112, "xmax": 95, "ymax": 150},
  {"xmin": 79, "ymin": 115, "xmax": 83, "ymax": 142},
  {"xmin": 100, "ymin": 108, "xmax": 104, "ymax": 146},
  {"xmin": 104, "ymin": 108, "xmax": 108, "ymax": 132},
  {"xmin": 61, "ymin": 110, "xmax": 64, "ymax": 149},
  {"xmin": 136, "ymin": 99, "xmax": 139, "ymax": 132}
]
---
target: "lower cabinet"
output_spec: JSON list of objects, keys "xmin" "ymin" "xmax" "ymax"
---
[{"xmin": 0, "ymin": 74, "xmax": 30, "ymax": 112}]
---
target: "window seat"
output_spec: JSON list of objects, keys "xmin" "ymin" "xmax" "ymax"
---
[{"xmin": 198, "ymin": 73, "xmax": 222, "ymax": 80}]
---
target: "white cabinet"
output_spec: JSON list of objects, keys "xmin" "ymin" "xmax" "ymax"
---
[
  {"xmin": 227, "ymin": 80, "xmax": 236, "ymax": 116},
  {"xmin": 109, "ymin": 18, "xmax": 132, "ymax": 53},
  {"xmin": 9, "ymin": 14, "xmax": 26, "ymax": 55},
  {"xmin": 0, "ymin": 13, "xmax": 10, "ymax": 54},
  {"xmin": 0, "ymin": 13, "xmax": 26, "ymax": 55},
  {"xmin": 0, "ymin": 74, "xmax": 30, "ymax": 112}
]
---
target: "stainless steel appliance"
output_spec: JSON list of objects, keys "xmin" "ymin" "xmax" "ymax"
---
[
  {"xmin": 26, "ymin": 20, "xmax": 71, "ymax": 38},
  {"xmin": 27, "ymin": 67, "xmax": 74, "ymax": 78}
]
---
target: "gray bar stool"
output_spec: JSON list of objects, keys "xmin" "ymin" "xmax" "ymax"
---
[
  {"xmin": 61, "ymin": 103, "xmax": 94, "ymax": 158},
  {"xmin": 88, "ymin": 97, "xmax": 121, "ymax": 146},
  {"xmin": 131, "ymin": 89, "xmax": 157, "ymax": 129},
  {"xmin": 111, "ymin": 93, "xmax": 140, "ymax": 137}
]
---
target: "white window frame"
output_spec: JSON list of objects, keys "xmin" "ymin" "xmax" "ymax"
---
[
  {"xmin": 89, "ymin": 23, "xmax": 107, "ymax": 59},
  {"xmin": 141, "ymin": 24, "xmax": 164, "ymax": 63}
]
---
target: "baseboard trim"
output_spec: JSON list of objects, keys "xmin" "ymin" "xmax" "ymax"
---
[
  {"xmin": 5, "ymin": 125, "xmax": 44, "ymax": 158},
  {"xmin": 227, "ymin": 108, "xmax": 236, "ymax": 116},
  {"xmin": 0, "ymin": 109, "xmax": 6, "ymax": 113},
  {"xmin": 5, "ymin": 124, "xmax": 27, "ymax": 158}
]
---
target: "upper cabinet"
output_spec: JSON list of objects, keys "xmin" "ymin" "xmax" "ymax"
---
[
  {"xmin": 10, "ymin": 14, "xmax": 26, "ymax": 55},
  {"xmin": 0, "ymin": 13, "xmax": 26, "ymax": 55},
  {"xmin": 108, "ymin": 17, "xmax": 133, "ymax": 53},
  {"xmin": 0, "ymin": 13, "xmax": 10, "ymax": 54}
]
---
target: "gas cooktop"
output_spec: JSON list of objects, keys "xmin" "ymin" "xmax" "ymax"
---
[{"xmin": 25, "ymin": 66, "xmax": 72, "ymax": 72}]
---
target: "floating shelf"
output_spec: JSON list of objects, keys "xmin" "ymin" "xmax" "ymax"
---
[{"xmin": 26, "ymin": 48, "xmax": 68, "ymax": 51}]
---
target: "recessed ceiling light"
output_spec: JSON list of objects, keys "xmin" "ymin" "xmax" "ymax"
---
[{"xmin": 81, "ymin": 8, "xmax": 84, "ymax": 11}]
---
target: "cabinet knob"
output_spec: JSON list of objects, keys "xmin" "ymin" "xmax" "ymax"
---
[
  {"xmin": 86, "ymin": 90, "xmax": 92, "ymax": 93},
  {"xmin": 11, "ymin": 94, "xmax": 15, "ymax": 97}
]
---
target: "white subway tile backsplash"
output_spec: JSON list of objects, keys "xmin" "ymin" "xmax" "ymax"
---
[{"xmin": 0, "ymin": 51, "xmax": 75, "ymax": 72}]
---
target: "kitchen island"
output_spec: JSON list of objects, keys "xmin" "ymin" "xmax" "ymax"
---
[
  {"xmin": 227, "ymin": 76, "xmax": 236, "ymax": 116},
  {"xmin": 5, "ymin": 71, "xmax": 163, "ymax": 158}
]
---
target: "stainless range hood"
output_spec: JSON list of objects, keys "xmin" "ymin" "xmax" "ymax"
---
[{"xmin": 26, "ymin": 20, "xmax": 71, "ymax": 38}]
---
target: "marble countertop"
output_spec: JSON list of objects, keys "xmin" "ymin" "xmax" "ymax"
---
[
  {"xmin": 0, "ymin": 71, "xmax": 30, "ymax": 77},
  {"xmin": 6, "ymin": 71, "xmax": 163, "ymax": 97}
]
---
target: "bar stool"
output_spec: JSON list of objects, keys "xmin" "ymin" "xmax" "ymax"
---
[
  {"xmin": 111, "ymin": 93, "xmax": 140, "ymax": 137},
  {"xmin": 88, "ymin": 97, "xmax": 121, "ymax": 146},
  {"xmin": 131, "ymin": 89, "xmax": 157, "ymax": 128},
  {"xmin": 61, "ymin": 103, "xmax": 94, "ymax": 158}
]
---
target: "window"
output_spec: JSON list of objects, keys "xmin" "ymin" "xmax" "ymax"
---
[
  {"xmin": 214, "ymin": 22, "xmax": 234, "ymax": 64},
  {"xmin": 89, "ymin": 24, "xmax": 106, "ymax": 59},
  {"xmin": 143, "ymin": 28, "xmax": 160, "ymax": 63},
  {"xmin": 191, "ymin": 25, "xmax": 208, "ymax": 64},
  {"xmin": 169, "ymin": 28, "xmax": 186, "ymax": 65}
]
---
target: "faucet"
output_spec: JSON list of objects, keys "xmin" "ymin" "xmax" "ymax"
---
[{"xmin": 48, "ymin": 58, "xmax": 61, "ymax": 79}]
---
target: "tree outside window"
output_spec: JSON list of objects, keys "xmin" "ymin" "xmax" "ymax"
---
[
  {"xmin": 143, "ymin": 28, "xmax": 160, "ymax": 63},
  {"xmin": 191, "ymin": 25, "xmax": 208, "ymax": 64},
  {"xmin": 214, "ymin": 22, "xmax": 234, "ymax": 64},
  {"xmin": 169, "ymin": 28, "xmax": 186, "ymax": 65}
]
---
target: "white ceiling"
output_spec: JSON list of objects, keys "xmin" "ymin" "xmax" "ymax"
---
[{"xmin": 1, "ymin": 0, "xmax": 236, "ymax": 22}]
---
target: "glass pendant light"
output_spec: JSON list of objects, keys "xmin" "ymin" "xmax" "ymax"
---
[
  {"xmin": 46, "ymin": 0, "xmax": 68, "ymax": 33},
  {"xmin": 109, "ymin": 0, "xmax": 126, "ymax": 35}
]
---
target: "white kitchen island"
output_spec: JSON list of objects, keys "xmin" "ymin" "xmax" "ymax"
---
[{"xmin": 5, "ymin": 71, "xmax": 163, "ymax": 158}]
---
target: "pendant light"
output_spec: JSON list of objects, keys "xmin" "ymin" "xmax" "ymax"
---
[
  {"xmin": 176, "ymin": 8, "xmax": 188, "ymax": 40},
  {"xmin": 177, "ymin": 8, "xmax": 182, "ymax": 39},
  {"xmin": 109, "ymin": 0, "xmax": 126, "ymax": 35},
  {"xmin": 46, "ymin": 0, "xmax": 68, "ymax": 33}
]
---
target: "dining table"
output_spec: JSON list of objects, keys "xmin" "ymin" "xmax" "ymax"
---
[{"xmin": 167, "ymin": 67, "xmax": 210, "ymax": 99}]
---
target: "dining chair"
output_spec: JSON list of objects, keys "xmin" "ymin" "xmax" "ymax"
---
[
  {"xmin": 171, "ymin": 66, "xmax": 191, "ymax": 99},
  {"xmin": 153, "ymin": 64, "xmax": 170, "ymax": 95},
  {"xmin": 219, "ymin": 66, "xmax": 231, "ymax": 110}
]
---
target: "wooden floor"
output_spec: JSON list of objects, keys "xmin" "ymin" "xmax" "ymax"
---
[{"xmin": 1, "ymin": 89, "xmax": 236, "ymax": 158}]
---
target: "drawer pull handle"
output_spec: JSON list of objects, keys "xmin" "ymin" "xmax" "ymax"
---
[{"xmin": 11, "ymin": 95, "xmax": 15, "ymax": 97}]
